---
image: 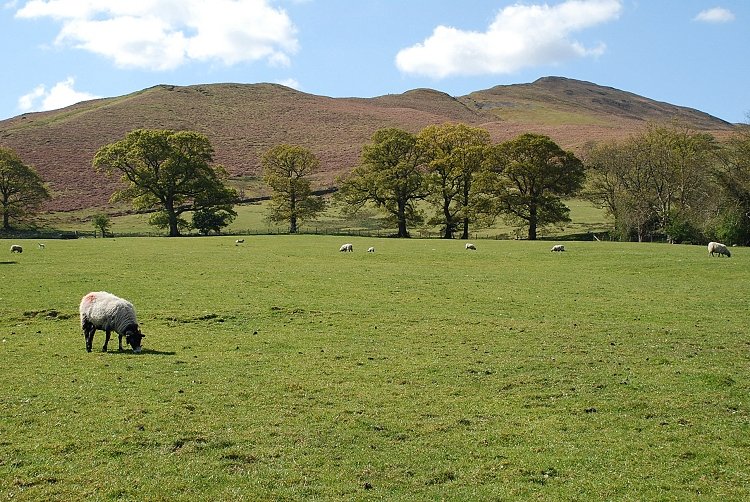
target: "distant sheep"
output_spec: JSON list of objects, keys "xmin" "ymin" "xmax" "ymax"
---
[
  {"xmin": 708, "ymin": 241, "xmax": 731, "ymax": 258},
  {"xmin": 37, "ymin": 243, "xmax": 45, "ymax": 250},
  {"xmin": 339, "ymin": 243, "xmax": 353, "ymax": 252},
  {"xmin": 235, "ymin": 239, "xmax": 245, "ymax": 245},
  {"xmin": 465, "ymin": 243, "xmax": 476, "ymax": 250},
  {"xmin": 10, "ymin": 245, "xmax": 22, "ymax": 253},
  {"xmin": 79, "ymin": 291, "xmax": 144, "ymax": 353},
  {"xmin": 551, "ymin": 244, "xmax": 565, "ymax": 252},
  {"xmin": 367, "ymin": 247, "xmax": 375, "ymax": 253}
]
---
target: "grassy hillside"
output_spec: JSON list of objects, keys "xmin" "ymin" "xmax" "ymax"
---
[
  {"xmin": 1, "ymin": 236, "xmax": 748, "ymax": 499},
  {"xmin": 0, "ymin": 77, "xmax": 735, "ymax": 213}
]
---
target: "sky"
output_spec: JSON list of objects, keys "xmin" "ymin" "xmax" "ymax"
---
[{"xmin": 1, "ymin": 0, "xmax": 748, "ymax": 123}]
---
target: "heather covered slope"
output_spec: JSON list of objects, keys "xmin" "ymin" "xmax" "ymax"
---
[{"xmin": 0, "ymin": 77, "xmax": 735, "ymax": 211}]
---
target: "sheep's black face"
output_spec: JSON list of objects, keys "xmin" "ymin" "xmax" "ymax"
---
[{"xmin": 126, "ymin": 329, "xmax": 145, "ymax": 353}]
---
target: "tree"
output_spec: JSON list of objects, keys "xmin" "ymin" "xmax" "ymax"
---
[
  {"xmin": 93, "ymin": 129, "xmax": 237, "ymax": 237},
  {"xmin": 418, "ymin": 123, "xmax": 491, "ymax": 239},
  {"xmin": 0, "ymin": 147, "xmax": 50, "ymax": 230},
  {"xmin": 262, "ymin": 144, "xmax": 325, "ymax": 233},
  {"xmin": 92, "ymin": 213, "xmax": 111, "ymax": 238},
  {"xmin": 583, "ymin": 123, "xmax": 719, "ymax": 242},
  {"xmin": 336, "ymin": 128, "xmax": 427, "ymax": 238},
  {"xmin": 484, "ymin": 133, "xmax": 585, "ymax": 240},
  {"xmin": 192, "ymin": 208, "xmax": 236, "ymax": 235},
  {"xmin": 713, "ymin": 122, "xmax": 750, "ymax": 244}
]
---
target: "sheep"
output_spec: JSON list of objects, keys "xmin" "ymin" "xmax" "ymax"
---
[
  {"xmin": 37, "ymin": 243, "xmax": 45, "ymax": 250},
  {"xmin": 708, "ymin": 241, "xmax": 731, "ymax": 258},
  {"xmin": 10, "ymin": 244, "xmax": 22, "ymax": 253},
  {"xmin": 79, "ymin": 291, "xmax": 144, "ymax": 353},
  {"xmin": 367, "ymin": 247, "xmax": 375, "ymax": 253},
  {"xmin": 339, "ymin": 243, "xmax": 353, "ymax": 252},
  {"xmin": 235, "ymin": 239, "xmax": 245, "ymax": 245},
  {"xmin": 551, "ymin": 244, "xmax": 565, "ymax": 252},
  {"xmin": 465, "ymin": 243, "xmax": 476, "ymax": 250}
]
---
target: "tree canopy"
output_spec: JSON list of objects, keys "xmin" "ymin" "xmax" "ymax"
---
[
  {"xmin": 0, "ymin": 147, "xmax": 50, "ymax": 230},
  {"xmin": 262, "ymin": 144, "xmax": 325, "ymax": 233},
  {"xmin": 336, "ymin": 128, "xmax": 427, "ymax": 238},
  {"xmin": 418, "ymin": 123, "xmax": 491, "ymax": 239},
  {"xmin": 484, "ymin": 133, "xmax": 585, "ymax": 240},
  {"xmin": 93, "ymin": 129, "xmax": 237, "ymax": 237}
]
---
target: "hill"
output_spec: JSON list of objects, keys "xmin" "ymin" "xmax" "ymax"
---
[{"xmin": 0, "ymin": 76, "xmax": 735, "ymax": 212}]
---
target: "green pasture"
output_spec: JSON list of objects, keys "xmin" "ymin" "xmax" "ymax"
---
[
  {"xmin": 35, "ymin": 197, "xmax": 611, "ymax": 239},
  {"xmin": 1, "ymin": 236, "xmax": 748, "ymax": 500}
]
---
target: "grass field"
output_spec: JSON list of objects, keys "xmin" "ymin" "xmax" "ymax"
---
[{"xmin": 1, "ymin": 236, "xmax": 749, "ymax": 500}]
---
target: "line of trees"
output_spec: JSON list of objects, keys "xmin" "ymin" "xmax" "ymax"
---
[
  {"xmin": 583, "ymin": 121, "xmax": 750, "ymax": 244},
  {"xmin": 2, "ymin": 120, "xmax": 749, "ymax": 241}
]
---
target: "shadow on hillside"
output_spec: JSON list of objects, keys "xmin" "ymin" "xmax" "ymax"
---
[{"xmin": 0, "ymin": 261, "xmax": 18, "ymax": 265}]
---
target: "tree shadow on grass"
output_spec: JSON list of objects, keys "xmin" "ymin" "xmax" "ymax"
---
[{"xmin": 0, "ymin": 261, "xmax": 18, "ymax": 265}]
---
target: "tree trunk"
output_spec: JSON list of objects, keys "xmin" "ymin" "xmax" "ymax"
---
[
  {"xmin": 2, "ymin": 211, "xmax": 8, "ymax": 230},
  {"xmin": 397, "ymin": 201, "xmax": 409, "ymax": 238},
  {"xmin": 527, "ymin": 203, "xmax": 538, "ymax": 240},
  {"xmin": 166, "ymin": 201, "xmax": 180, "ymax": 237},
  {"xmin": 289, "ymin": 215, "xmax": 298, "ymax": 234},
  {"xmin": 460, "ymin": 217, "xmax": 469, "ymax": 240},
  {"xmin": 442, "ymin": 198, "xmax": 453, "ymax": 239}
]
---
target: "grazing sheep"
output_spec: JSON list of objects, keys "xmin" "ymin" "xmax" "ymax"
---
[
  {"xmin": 465, "ymin": 243, "xmax": 476, "ymax": 250},
  {"xmin": 37, "ymin": 243, "xmax": 45, "ymax": 250},
  {"xmin": 79, "ymin": 291, "xmax": 144, "ymax": 353},
  {"xmin": 551, "ymin": 244, "xmax": 565, "ymax": 252},
  {"xmin": 235, "ymin": 239, "xmax": 245, "ymax": 245},
  {"xmin": 708, "ymin": 241, "xmax": 731, "ymax": 258},
  {"xmin": 367, "ymin": 247, "xmax": 375, "ymax": 253},
  {"xmin": 339, "ymin": 243, "xmax": 353, "ymax": 252},
  {"xmin": 10, "ymin": 245, "xmax": 22, "ymax": 253}
]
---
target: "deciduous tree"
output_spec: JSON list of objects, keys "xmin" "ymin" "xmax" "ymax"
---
[
  {"xmin": 418, "ymin": 123, "xmax": 491, "ymax": 239},
  {"xmin": 262, "ymin": 144, "xmax": 324, "ymax": 233},
  {"xmin": 337, "ymin": 128, "xmax": 427, "ymax": 238},
  {"xmin": 93, "ymin": 129, "xmax": 237, "ymax": 237},
  {"xmin": 0, "ymin": 147, "xmax": 50, "ymax": 230},
  {"xmin": 484, "ymin": 133, "xmax": 585, "ymax": 240}
]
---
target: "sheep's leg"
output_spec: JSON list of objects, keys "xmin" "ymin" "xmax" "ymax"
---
[
  {"xmin": 102, "ymin": 329, "xmax": 111, "ymax": 352},
  {"xmin": 118, "ymin": 333, "xmax": 125, "ymax": 351},
  {"xmin": 83, "ymin": 323, "xmax": 95, "ymax": 352}
]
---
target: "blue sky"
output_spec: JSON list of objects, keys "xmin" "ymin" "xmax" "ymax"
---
[{"xmin": 1, "ymin": 0, "xmax": 748, "ymax": 123}]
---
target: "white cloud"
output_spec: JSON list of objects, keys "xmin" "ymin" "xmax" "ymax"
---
[
  {"xmin": 17, "ymin": 77, "xmax": 100, "ymax": 113},
  {"xmin": 396, "ymin": 0, "xmax": 622, "ymax": 78},
  {"xmin": 275, "ymin": 78, "xmax": 301, "ymax": 90},
  {"xmin": 694, "ymin": 7, "xmax": 735, "ymax": 23},
  {"xmin": 14, "ymin": 0, "xmax": 298, "ymax": 71}
]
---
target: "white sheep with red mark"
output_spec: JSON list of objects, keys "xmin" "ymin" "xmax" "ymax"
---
[{"xmin": 79, "ymin": 291, "xmax": 144, "ymax": 353}]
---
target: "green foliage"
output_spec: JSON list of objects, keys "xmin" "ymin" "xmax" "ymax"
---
[
  {"xmin": 192, "ymin": 208, "xmax": 237, "ymax": 235},
  {"xmin": 483, "ymin": 133, "xmax": 585, "ymax": 240},
  {"xmin": 584, "ymin": 123, "xmax": 720, "ymax": 242},
  {"xmin": 91, "ymin": 212, "xmax": 111, "ymax": 238},
  {"xmin": 418, "ymin": 123, "xmax": 491, "ymax": 239},
  {"xmin": 2, "ymin": 237, "xmax": 749, "ymax": 500},
  {"xmin": 336, "ymin": 128, "xmax": 427, "ymax": 237},
  {"xmin": 93, "ymin": 129, "xmax": 238, "ymax": 236},
  {"xmin": 261, "ymin": 144, "xmax": 325, "ymax": 233},
  {"xmin": 0, "ymin": 146, "xmax": 50, "ymax": 230}
]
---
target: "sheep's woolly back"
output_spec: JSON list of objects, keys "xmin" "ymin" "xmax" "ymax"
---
[{"xmin": 79, "ymin": 291, "xmax": 139, "ymax": 335}]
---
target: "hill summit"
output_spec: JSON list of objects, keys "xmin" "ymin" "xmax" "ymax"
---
[{"xmin": 0, "ymin": 77, "xmax": 735, "ymax": 211}]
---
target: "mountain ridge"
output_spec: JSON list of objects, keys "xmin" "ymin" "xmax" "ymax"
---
[{"xmin": 0, "ymin": 77, "xmax": 736, "ymax": 212}]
